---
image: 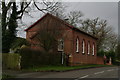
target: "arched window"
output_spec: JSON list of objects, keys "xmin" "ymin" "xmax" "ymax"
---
[
  {"xmin": 76, "ymin": 38, "xmax": 79, "ymax": 52},
  {"xmin": 92, "ymin": 43, "xmax": 95, "ymax": 55},
  {"xmin": 58, "ymin": 39, "xmax": 64, "ymax": 51},
  {"xmin": 88, "ymin": 41, "xmax": 90, "ymax": 54},
  {"xmin": 82, "ymin": 39, "xmax": 85, "ymax": 54}
]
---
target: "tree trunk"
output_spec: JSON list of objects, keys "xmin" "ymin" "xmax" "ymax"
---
[
  {"xmin": 2, "ymin": 2, "xmax": 18, "ymax": 53},
  {"xmin": 2, "ymin": 2, "xmax": 7, "ymax": 35}
]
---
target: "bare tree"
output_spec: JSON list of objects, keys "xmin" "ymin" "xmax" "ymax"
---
[
  {"xmin": 80, "ymin": 18, "xmax": 117, "ymax": 52},
  {"xmin": 65, "ymin": 11, "xmax": 83, "ymax": 27},
  {"xmin": 116, "ymin": 37, "xmax": 120, "ymax": 59},
  {"xmin": 35, "ymin": 23, "xmax": 62, "ymax": 53},
  {"xmin": 2, "ymin": 0, "xmax": 32, "ymax": 53},
  {"xmin": 2, "ymin": 0, "xmax": 65, "ymax": 53},
  {"xmin": 104, "ymin": 33, "xmax": 118, "ymax": 51}
]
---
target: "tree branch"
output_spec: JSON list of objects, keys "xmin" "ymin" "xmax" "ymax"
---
[
  {"xmin": 33, "ymin": 1, "xmax": 59, "ymax": 14},
  {"xmin": 33, "ymin": 2, "xmax": 46, "ymax": 13},
  {"xmin": 17, "ymin": 2, "xmax": 24, "ymax": 14},
  {"xmin": 6, "ymin": 1, "xmax": 12, "ymax": 10},
  {"xmin": 17, "ymin": 2, "xmax": 31, "ymax": 19}
]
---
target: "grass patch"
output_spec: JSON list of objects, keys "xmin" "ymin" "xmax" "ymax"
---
[
  {"xmin": 23, "ymin": 64, "xmax": 114, "ymax": 72},
  {"xmin": 2, "ymin": 74, "xmax": 15, "ymax": 80}
]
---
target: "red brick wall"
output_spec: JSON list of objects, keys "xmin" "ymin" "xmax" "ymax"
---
[
  {"xmin": 26, "ymin": 14, "xmax": 98, "ymax": 65},
  {"xmin": 64, "ymin": 29, "xmax": 73, "ymax": 55},
  {"xmin": 65, "ymin": 30, "xmax": 97, "ymax": 66},
  {"xmin": 96, "ymin": 56, "xmax": 104, "ymax": 65}
]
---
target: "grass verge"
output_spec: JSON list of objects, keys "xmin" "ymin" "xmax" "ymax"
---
[
  {"xmin": 2, "ymin": 74, "xmax": 15, "ymax": 80},
  {"xmin": 23, "ymin": 64, "xmax": 115, "ymax": 72}
]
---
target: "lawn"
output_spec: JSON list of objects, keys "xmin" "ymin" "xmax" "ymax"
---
[{"xmin": 24, "ymin": 64, "xmax": 114, "ymax": 72}]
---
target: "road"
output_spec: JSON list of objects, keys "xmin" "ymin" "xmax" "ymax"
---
[{"xmin": 11, "ymin": 66, "xmax": 119, "ymax": 78}]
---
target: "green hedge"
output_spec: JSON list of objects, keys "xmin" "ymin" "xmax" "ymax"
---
[
  {"xmin": 19, "ymin": 48, "xmax": 62, "ymax": 69},
  {"xmin": 2, "ymin": 53, "xmax": 20, "ymax": 70}
]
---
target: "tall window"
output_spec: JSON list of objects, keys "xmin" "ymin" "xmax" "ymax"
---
[
  {"xmin": 58, "ymin": 39, "xmax": 64, "ymax": 51},
  {"xmin": 92, "ymin": 43, "xmax": 95, "ymax": 55},
  {"xmin": 88, "ymin": 41, "xmax": 90, "ymax": 54},
  {"xmin": 76, "ymin": 38, "xmax": 79, "ymax": 52},
  {"xmin": 82, "ymin": 40, "xmax": 85, "ymax": 54}
]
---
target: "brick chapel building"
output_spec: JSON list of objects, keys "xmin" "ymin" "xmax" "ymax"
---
[{"xmin": 25, "ymin": 13, "xmax": 102, "ymax": 66}]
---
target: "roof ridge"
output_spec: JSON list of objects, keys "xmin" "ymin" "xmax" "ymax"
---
[
  {"xmin": 24, "ymin": 13, "xmax": 97, "ymax": 39},
  {"xmin": 47, "ymin": 13, "xmax": 97, "ymax": 39}
]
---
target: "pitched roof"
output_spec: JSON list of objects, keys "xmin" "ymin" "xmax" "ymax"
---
[{"xmin": 24, "ymin": 13, "xmax": 97, "ymax": 40}]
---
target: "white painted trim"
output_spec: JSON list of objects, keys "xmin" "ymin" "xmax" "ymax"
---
[
  {"xmin": 92, "ymin": 43, "xmax": 95, "ymax": 55},
  {"xmin": 88, "ymin": 42, "xmax": 90, "ymax": 54},
  {"xmin": 82, "ymin": 40, "xmax": 85, "ymax": 54},
  {"xmin": 76, "ymin": 38, "xmax": 79, "ymax": 52}
]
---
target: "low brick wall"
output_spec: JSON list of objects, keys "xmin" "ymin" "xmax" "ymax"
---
[{"xmin": 96, "ymin": 56, "xmax": 104, "ymax": 64}]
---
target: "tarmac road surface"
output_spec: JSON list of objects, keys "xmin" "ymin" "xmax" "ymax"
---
[{"xmin": 9, "ymin": 66, "xmax": 119, "ymax": 78}]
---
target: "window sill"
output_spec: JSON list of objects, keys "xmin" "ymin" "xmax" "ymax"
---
[
  {"xmin": 58, "ymin": 50, "xmax": 63, "ymax": 52},
  {"xmin": 82, "ymin": 52, "xmax": 85, "ymax": 55},
  {"xmin": 76, "ymin": 51, "xmax": 79, "ymax": 53},
  {"xmin": 58, "ymin": 49, "xmax": 64, "ymax": 51},
  {"xmin": 92, "ymin": 54, "xmax": 95, "ymax": 56},
  {"xmin": 87, "ymin": 53, "xmax": 90, "ymax": 55}
]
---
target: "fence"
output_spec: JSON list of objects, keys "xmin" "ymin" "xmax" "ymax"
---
[{"xmin": 2, "ymin": 53, "xmax": 21, "ymax": 70}]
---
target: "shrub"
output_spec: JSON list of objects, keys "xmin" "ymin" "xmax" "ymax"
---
[
  {"xmin": 2, "ymin": 53, "xmax": 20, "ymax": 70},
  {"xmin": 10, "ymin": 37, "xmax": 29, "ymax": 53},
  {"xmin": 106, "ymin": 50, "xmax": 116, "ymax": 64},
  {"xmin": 97, "ymin": 50, "xmax": 105, "ymax": 57},
  {"xmin": 19, "ymin": 48, "xmax": 62, "ymax": 69},
  {"xmin": 2, "ymin": 74, "xmax": 15, "ymax": 80}
]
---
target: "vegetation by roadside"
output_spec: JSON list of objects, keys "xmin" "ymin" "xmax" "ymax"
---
[
  {"xmin": 23, "ymin": 64, "xmax": 115, "ymax": 72},
  {"xmin": 2, "ymin": 74, "xmax": 15, "ymax": 80},
  {"xmin": 2, "ymin": 53, "xmax": 20, "ymax": 70}
]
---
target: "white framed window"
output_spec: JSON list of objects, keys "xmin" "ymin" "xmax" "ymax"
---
[
  {"xmin": 92, "ymin": 43, "xmax": 95, "ymax": 55},
  {"xmin": 58, "ymin": 39, "xmax": 64, "ymax": 51},
  {"xmin": 88, "ymin": 41, "xmax": 90, "ymax": 54},
  {"xmin": 82, "ymin": 40, "xmax": 85, "ymax": 54},
  {"xmin": 76, "ymin": 38, "xmax": 79, "ymax": 52}
]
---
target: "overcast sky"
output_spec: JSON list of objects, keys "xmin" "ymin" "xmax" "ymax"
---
[
  {"xmin": 17, "ymin": 2, "xmax": 118, "ymax": 38},
  {"xmin": 65, "ymin": 2, "xmax": 118, "ymax": 32}
]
